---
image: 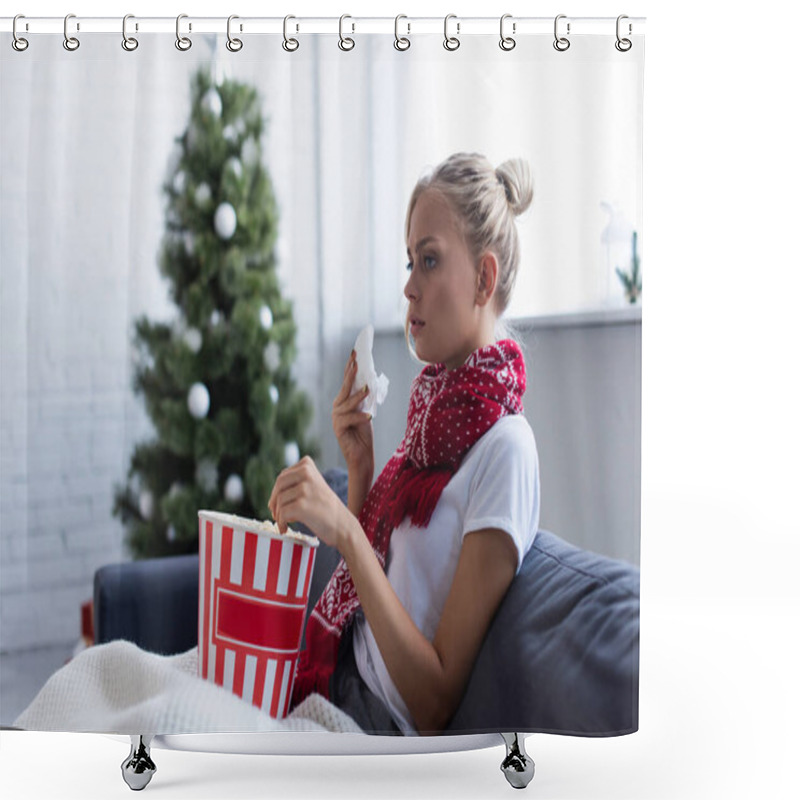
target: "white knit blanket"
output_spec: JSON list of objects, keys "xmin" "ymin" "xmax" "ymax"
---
[{"xmin": 13, "ymin": 640, "xmax": 365, "ymax": 735}]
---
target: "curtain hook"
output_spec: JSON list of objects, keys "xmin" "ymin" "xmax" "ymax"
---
[
  {"xmin": 338, "ymin": 14, "xmax": 355, "ymax": 51},
  {"xmin": 615, "ymin": 15, "xmax": 632, "ymax": 52},
  {"xmin": 500, "ymin": 14, "xmax": 516, "ymax": 51},
  {"xmin": 12, "ymin": 14, "xmax": 29, "ymax": 52},
  {"xmin": 553, "ymin": 14, "xmax": 570, "ymax": 52},
  {"xmin": 394, "ymin": 14, "xmax": 410, "ymax": 51},
  {"xmin": 283, "ymin": 15, "xmax": 299, "ymax": 52},
  {"xmin": 175, "ymin": 14, "xmax": 192, "ymax": 51},
  {"xmin": 227, "ymin": 15, "xmax": 243, "ymax": 52},
  {"xmin": 122, "ymin": 14, "xmax": 139, "ymax": 52},
  {"xmin": 63, "ymin": 13, "xmax": 80, "ymax": 51},
  {"xmin": 443, "ymin": 14, "xmax": 460, "ymax": 51}
]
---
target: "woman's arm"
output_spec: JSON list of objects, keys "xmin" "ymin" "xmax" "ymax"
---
[
  {"xmin": 347, "ymin": 461, "xmax": 373, "ymax": 519},
  {"xmin": 269, "ymin": 457, "xmax": 519, "ymax": 733},
  {"xmin": 340, "ymin": 519, "xmax": 518, "ymax": 734}
]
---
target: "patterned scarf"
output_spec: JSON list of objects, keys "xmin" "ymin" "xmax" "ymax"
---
[{"xmin": 290, "ymin": 339, "xmax": 526, "ymax": 709}]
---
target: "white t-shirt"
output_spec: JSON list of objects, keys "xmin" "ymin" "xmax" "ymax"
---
[{"xmin": 352, "ymin": 413, "xmax": 540, "ymax": 734}]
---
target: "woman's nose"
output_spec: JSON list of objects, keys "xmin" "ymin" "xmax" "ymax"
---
[{"xmin": 404, "ymin": 268, "xmax": 418, "ymax": 301}]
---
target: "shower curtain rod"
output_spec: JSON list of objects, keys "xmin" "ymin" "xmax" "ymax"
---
[{"xmin": 2, "ymin": 15, "xmax": 646, "ymax": 37}]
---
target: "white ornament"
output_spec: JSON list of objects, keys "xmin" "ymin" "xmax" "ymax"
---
[
  {"xmin": 259, "ymin": 305, "xmax": 274, "ymax": 330},
  {"xmin": 214, "ymin": 202, "xmax": 237, "ymax": 240},
  {"xmin": 166, "ymin": 525, "xmax": 177, "ymax": 543},
  {"xmin": 139, "ymin": 490, "xmax": 154, "ymax": 521},
  {"xmin": 284, "ymin": 442, "xmax": 301, "ymax": 467},
  {"xmin": 183, "ymin": 327, "xmax": 202, "ymax": 354},
  {"xmin": 195, "ymin": 458, "xmax": 218, "ymax": 493},
  {"xmin": 223, "ymin": 124, "xmax": 238, "ymax": 144},
  {"xmin": 225, "ymin": 157, "xmax": 243, "ymax": 179},
  {"xmin": 200, "ymin": 88, "xmax": 223, "ymax": 118},
  {"xmin": 269, "ymin": 385, "xmax": 279, "ymax": 405},
  {"xmin": 210, "ymin": 309, "xmax": 223, "ymax": 327},
  {"xmin": 241, "ymin": 137, "xmax": 259, "ymax": 167},
  {"xmin": 187, "ymin": 382, "xmax": 210, "ymax": 419},
  {"xmin": 224, "ymin": 474, "xmax": 244, "ymax": 504},
  {"xmin": 263, "ymin": 341, "xmax": 281, "ymax": 372},
  {"xmin": 183, "ymin": 232, "xmax": 195, "ymax": 256},
  {"xmin": 173, "ymin": 171, "xmax": 186, "ymax": 194},
  {"xmin": 194, "ymin": 182, "xmax": 212, "ymax": 208}
]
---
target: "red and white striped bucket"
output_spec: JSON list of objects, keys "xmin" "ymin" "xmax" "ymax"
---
[{"xmin": 197, "ymin": 510, "xmax": 319, "ymax": 718}]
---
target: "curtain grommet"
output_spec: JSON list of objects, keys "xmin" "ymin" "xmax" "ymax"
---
[
  {"xmin": 63, "ymin": 13, "xmax": 80, "ymax": 52},
  {"xmin": 175, "ymin": 14, "xmax": 192, "ymax": 51},
  {"xmin": 500, "ymin": 14, "xmax": 516, "ymax": 51},
  {"xmin": 12, "ymin": 14, "xmax": 29, "ymax": 52},
  {"xmin": 394, "ymin": 15, "xmax": 411, "ymax": 51},
  {"xmin": 283, "ymin": 15, "xmax": 299, "ymax": 52},
  {"xmin": 443, "ymin": 14, "xmax": 460, "ymax": 51},
  {"xmin": 226, "ymin": 15, "xmax": 243, "ymax": 52},
  {"xmin": 553, "ymin": 14, "xmax": 570, "ymax": 52},
  {"xmin": 338, "ymin": 14, "xmax": 355, "ymax": 51},
  {"xmin": 122, "ymin": 14, "xmax": 139, "ymax": 52}
]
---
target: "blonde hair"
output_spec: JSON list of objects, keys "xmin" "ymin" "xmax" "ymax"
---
[{"xmin": 404, "ymin": 152, "xmax": 534, "ymax": 355}]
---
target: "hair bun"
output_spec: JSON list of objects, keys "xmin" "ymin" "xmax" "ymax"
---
[{"xmin": 496, "ymin": 159, "xmax": 534, "ymax": 216}]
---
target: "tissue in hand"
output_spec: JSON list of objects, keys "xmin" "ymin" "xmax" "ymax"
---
[{"xmin": 351, "ymin": 324, "xmax": 389, "ymax": 418}]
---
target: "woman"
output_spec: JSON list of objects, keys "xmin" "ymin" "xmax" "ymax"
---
[{"xmin": 269, "ymin": 152, "xmax": 540, "ymax": 735}]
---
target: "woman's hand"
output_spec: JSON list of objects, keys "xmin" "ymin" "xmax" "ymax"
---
[
  {"xmin": 332, "ymin": 351, "xmax": 374, "ymax": 474},
  {"xmin": 268, "ymin": 456, "xmax": 357, "ymax": 553}
]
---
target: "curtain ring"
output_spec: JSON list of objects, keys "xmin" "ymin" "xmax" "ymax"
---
[
  {"xmin": 63, "ymin": 13, "xmax": 80, "ymax": 51},
  {"xmin": 553, "ymin": 14, "xmax": 570, "ymax": 51},
  {"xmin": 615, "ymin": 15, "xmax": 632, "ymax": 52},
  {"xmin": 338, "ymin": 14, "xmax": 355, "ymax": 51},
  {"xmin": 499, "ymin": 14, "xmax": 516, "ymax": 51},
  {"xmin": 394, "ymin": 15, "xmax": 410, "ymax": 51},
  {"xmin": 12, "ymin": 15, "xmax": 29, "ymax": 52},
  {"xmin": 283, "ymin": 15, "xmax": 299, "ymax": 52},
  {"xmin": 443, "ymin": 14, "xmax": 460, "ymax": 51},
  {"xmin": 176, "ymin": 14, "xmax": 192, "ymax": 51},
  {"xmin": 122, "ymin": 14, "xmax": 139, "ymax": 51},
  {"xmin": 226, "ymin": 15, "xmax": 243, "ymax": 52}
]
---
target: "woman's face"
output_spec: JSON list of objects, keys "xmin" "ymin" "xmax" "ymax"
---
[{"xmin": 404, "ymin": 189, "xmax": 486, "ymax": 369}]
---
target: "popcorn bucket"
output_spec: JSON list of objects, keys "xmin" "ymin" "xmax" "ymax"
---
[{"xmin": 197, "ymin": 511, "xmax": 319, "ymax": 718}]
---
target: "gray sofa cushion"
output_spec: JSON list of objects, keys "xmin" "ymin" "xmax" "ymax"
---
[{"xmin": 446, "ymin": 529, "xmax": 639, "ymax": 735}]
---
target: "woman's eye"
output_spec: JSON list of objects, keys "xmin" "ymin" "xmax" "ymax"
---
[{"xmin": 405, "ymin": 255, "xmax": 436, "ymax": 272}]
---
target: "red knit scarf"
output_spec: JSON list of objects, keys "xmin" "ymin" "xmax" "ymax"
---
[{"xmin": 290, "ymin": 339, "xmax": 526, "ymax": 709}]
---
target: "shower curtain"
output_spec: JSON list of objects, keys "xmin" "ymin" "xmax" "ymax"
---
[{"xmin": 1, "ymin": 16, "xmax": 644, "ymax": 740}]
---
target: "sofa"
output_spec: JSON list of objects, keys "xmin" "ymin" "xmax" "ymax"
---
[{"xmin": 95, "ymin": 468, "xmax": 639, "ymax": 736}]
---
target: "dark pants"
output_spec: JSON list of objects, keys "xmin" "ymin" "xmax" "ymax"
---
[{"xmin": 330, "ymin": 614, "xmax": 403, "ymax": 735}]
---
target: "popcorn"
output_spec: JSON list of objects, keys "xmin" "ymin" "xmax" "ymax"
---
[{"xmin": 350, "ymin": 324, "xmax": 389, "ymax": 418}]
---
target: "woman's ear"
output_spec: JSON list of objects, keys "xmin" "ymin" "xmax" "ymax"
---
[{"xmin": 476, "ymin": 252, "xmax": 499, "ymax": 307}]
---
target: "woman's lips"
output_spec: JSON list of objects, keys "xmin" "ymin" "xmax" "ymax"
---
[{"xmin": 409, "ymin": 317, "xmax": 425, "ymax": 336}]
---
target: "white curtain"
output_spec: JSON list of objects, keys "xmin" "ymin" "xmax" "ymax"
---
[{"xmin": 1, "ymin": 29, "xmax": 642, "ymax": 653}]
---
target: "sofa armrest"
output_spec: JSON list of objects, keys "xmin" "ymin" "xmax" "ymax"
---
[{"xmin": 94, "ymin": 554, "xmax": 199, "ymax": 655}]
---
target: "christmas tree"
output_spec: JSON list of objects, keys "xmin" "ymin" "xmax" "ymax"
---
[{"xmin": 114, "ymin": 68, "xmax": 316, "ymax": 559}]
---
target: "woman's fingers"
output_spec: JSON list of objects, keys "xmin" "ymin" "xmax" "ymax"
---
[
  {"xmin": 271, "ymin": 486, "xmax": 305, "ymax": 532},
  {"xmin": 268, "ymin": 460, "xmax": 308, "ymax": 513},
  {"xmin": 334, "ymin": 353, "xmax": 358, "ymax": 404}
]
